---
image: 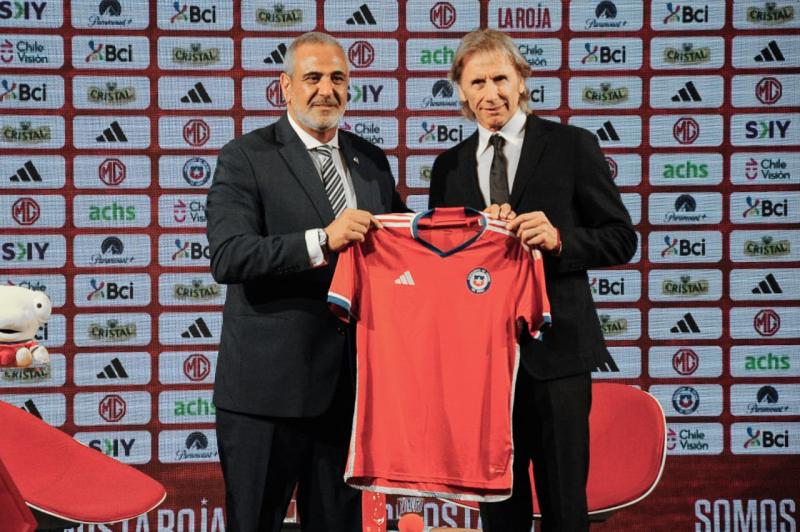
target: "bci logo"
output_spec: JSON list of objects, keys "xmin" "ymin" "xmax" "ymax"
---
[
  {"xmin": 172, "ymin": 3, "xmax": 217, "ymax": 24},
  {"xmin": 0, "ymin": 80, "xmax": 48, "ymax": 102},
  {"xmin": 664, "ymin": 3, "xmax": 709, "ymax": 24},
  {"xmin": 87, "ymin": 279, "xmax": 134, "ymax": 301},
  {"xmin": 85, "ymin": 41, "xmax": 133, "ymax": 63},
  {"xmin": 662, "ymin": 235, "xmax": 706, "ymax": 257},
  {"xmin": 173, "ymin": 239, "xmax": 210, "ymax": 261},
  {"xmin": 744, "ymin": 427, "xmax": 789, "ymax": 449},
  {"xmin": 418, "ymin": 121, "xmax": 464, "ymax": 143},
  {"xmin": 745, "ymin": 120, "xmax": 790, "ymax": 139},
  {"xmin": 743, "ymin": 197, "xmax": 789, "ymax": 218},
  {"xmin": 582, "ymin": 43, "xmax": 626, "ymax": 64},
  {"xmin": 590, "ymin": 277, "xmax": 625, "ymax": 295}
]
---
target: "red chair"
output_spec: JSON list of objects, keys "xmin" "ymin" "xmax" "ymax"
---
[
  {"xmin": 0, "ymin": 399, "xmax": 166, "ymax": 527},
  {"xmin": 444, "ymin": 383, "xmax": 667, "ymax": 521}
]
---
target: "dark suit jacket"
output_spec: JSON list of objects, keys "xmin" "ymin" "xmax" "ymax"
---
[
  {"xmin": 207, "ymin": 114, "xmax": 405, "ymax": 417},
  {"xmin": 429, "ymin": 114, "xmax": 637, "ymax": 379}
]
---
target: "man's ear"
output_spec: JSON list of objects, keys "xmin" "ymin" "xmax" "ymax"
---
[{"xmin": 279, "ymin": 72, "xmax": 291, "ymax": 104}]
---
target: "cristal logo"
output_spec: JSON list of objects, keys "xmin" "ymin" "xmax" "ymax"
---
[
  {"xmin": 98, "ymin": 158, "xmax": 126, "ymax": 186},
  {"xmin": 673, "ymin": 117, "xmax": 700, "ymax": 145},
  {"xmin": 598, "ymin": 314, "xmax": 627, "ymax": 335},
  {"xmin": 672, "ymin": 348, "xmax": 699, "ymax": 376},
  {"xmin": 265, "ymin": 79, "xmax": 285, "ymax": 107},
  {"xmin": 744, "ymin": 236, "xmax": 790, "ymax": 257},
  {"xmin": 348, "ymin": 41, "xmax": 374, "ymax": 68},
  {"xmin": 430, "ymin": 2, "xmax": 456, "ymax": 29},
  {"xmin": 664, "ymin": 43, "xmax": 710, "ymax": 64},
  {"xmin": 581, "ymin": 43, "xmax": 626, "ymax": 64},
  {"xmin": 12, "ymin": 197, "xmax": 40, "ymax": 225},
  {"xmin": 754, "ymin": 309, "xmax": 780, "ymax": 337},
  {"xmin": 183, "ymin": 353, "xmax": 211, "ymax": 381},
  {"xmin": 99, "ymin": 394, "xmax": 127, "ymax": 422},
  {"xmin": 743, "ymin": 196, "xmax": 788, "ymax": 218},
  {"xmin": 183, "ymin": 119, "xmax": 210, "ymax": 147},
  {"xmin": 746, "ymin": 3, "xmax": 795, "ymax": 24},
  {"xmin": 756, "ymin": 77, "xmax": 783, "ymax": 105}
]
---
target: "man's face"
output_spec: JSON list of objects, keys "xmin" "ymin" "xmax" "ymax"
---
[
  {"xmin": 458, "ymin": 50, "xmax": 526, "ymax": 131},
  {"xmin": 280, "ymin": 42, "xmax": 349, "ymax": 137}
]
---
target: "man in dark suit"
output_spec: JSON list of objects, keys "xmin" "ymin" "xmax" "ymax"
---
[
  {"xmin": 429, "ymin": 29, "xmax": 637, "ymax": 531},
  {"xmin": 206, "ymin": 32, "xmax": 405, "ymax": 531}
]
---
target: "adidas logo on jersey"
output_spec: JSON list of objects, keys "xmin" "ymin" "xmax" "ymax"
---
[{"xmin": 394, "ymin": 271, "xmax": 415, "ymax": 286}]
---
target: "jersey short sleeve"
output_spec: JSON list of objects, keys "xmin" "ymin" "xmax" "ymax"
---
[
  {"xmin": 515, "ymin": 247, "xmax": 551, "ymax": 339},
  {"xmin": 328, "ymin": 245, "xmax": 361, "ymax": 322}
]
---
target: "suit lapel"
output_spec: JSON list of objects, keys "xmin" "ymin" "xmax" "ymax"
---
[
  {"xmin": 338, "ymin": 133, "xmax": 378, "ymax": 213},
  {"xmin": 458, "ymin": 131, "xmax": 485, "ymax": 208},
  {"xmin": 275, "ymin": 115, "xmax": 335, "ymax": 224},
  {"xmin": 509, "ymin": 114, "xmax": 549, "ymax": 209}
]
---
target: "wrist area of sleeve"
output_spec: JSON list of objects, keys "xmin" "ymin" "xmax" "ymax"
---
[{"xmin": 305, "ymin": 228, "xmax": 328, "ymax": 268}]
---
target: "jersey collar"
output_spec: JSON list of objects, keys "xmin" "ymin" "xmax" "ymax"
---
[{"xmin": 410, "ymin": 207, "xmax": 488, "ymax": 257}]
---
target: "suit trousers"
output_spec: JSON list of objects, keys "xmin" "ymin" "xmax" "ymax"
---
[
  {"xmin": 216, "ymin": 367, "xmax": 361, "ymax": 532},
  {"xmin": 480, "ymin": 370, "xmax": 592, "ymax": 532}
]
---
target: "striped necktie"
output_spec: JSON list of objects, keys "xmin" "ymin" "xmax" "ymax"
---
[{"xmin": 314, "ymin": 144, "xmax": 347, "ymax": 217}]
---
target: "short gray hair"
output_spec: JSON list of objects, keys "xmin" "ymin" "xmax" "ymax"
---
[
  {"xmin": 284, "ymin": 32, "xmax": 346, "ymax": 76},
  {"xmin": 450, "ymin": 29, "xmax": 531, "ymax": 120}
]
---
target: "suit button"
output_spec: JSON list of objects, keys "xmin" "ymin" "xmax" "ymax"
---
[{"xmin": 337, "ymin": 326, "xmax": 345, "ymax": 335}]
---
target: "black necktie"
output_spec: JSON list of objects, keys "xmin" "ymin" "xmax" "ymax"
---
[{"xmin": 489, "ymin": 134, "xmax": 509, "ymax": 205}]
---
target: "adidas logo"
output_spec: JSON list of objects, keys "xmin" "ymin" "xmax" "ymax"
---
[
  {"xmin": 594, "ymin": 357, "xmax": 619, "ymax": 372},
  {"xmin": 346, "ymin": 3, "xmax": 376, "ymax": 25},
  {"xmin": 181, "ymin": 317, "xmax": 213, "ymax": 338},
  {"xmin": 9, "ymin": 160, "xmax": 42, "ymax": 182},
  {"xmin": 595, "ymin": 120, "xmax": 620, "ymax": 142},
  {"xmin": 754, "ymin": 40, "xmax": 785, "ymax": 62},
  {"xmin": 670, "ymin": 312, "xmax": 701, "ymax": 334},
  {"xmin": 394, "ymin": 271, "xmax": 415, "ymax": 286},
  {"xmin": 96, "ymin": 120, "xmax": 128, "ymax": 142},
  {"xmin": 180, "ymin": 82, "xmax": 212, "ymax": 104},
  {"xmin": 671, "ymin": 81, "xmax": 702, "ymax": 102},
  {"xmin": 752, "ymin": 273, "xmax": 783, "ymax": 294},
  {"xmin": 263, "ymin": 43, "xmax": 287, "ymax": 64},
  {"xmin": 21, "ymin": 399, "xmax": 42, "ymax": 419},
  {"xmin": 96, "ymin": 357, "xmax": 129, "ymax": 379}
]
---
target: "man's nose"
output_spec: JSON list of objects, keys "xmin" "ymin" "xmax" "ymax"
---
[
  {"xmin": 318, "ymin": 76, "xmax": 334, "ymax": 96},
  {"xmin": 485, "ymin": 81, "xmax": 499, "ymax": 100}
]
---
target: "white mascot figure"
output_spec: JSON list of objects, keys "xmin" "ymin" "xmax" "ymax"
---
[{"xmin": 0, "ymin": 285, "xmax": 52, "ymax": 367}]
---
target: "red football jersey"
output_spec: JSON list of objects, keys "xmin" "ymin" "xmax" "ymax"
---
[{"xmin": 328, "ymin": 207, "xmax": 551, "ymax": 501}]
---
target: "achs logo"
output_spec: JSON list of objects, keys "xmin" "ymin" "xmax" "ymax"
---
[
  {"xmin": 91, "ymin": 236, "xmax": 135, "ymax": 265},
  {"xmin": 495, "ymin": 4, "xmax": 553, "ymax": 29},
  {"xmin": 174, "ymin": 397, "xmax": 216, "ymax": 416},
  {"xmin": 183, "ymin": 353, "xmax": 211, "ymax": 381},
  {"xmin": 747, "ymin": 3, "xmax": 794, "ymax": 24},
  {"xmin": 598, "ymin": 314, "xmax": 627, "ymax": 336},
  {"xmin": 11, "ymin": 197, "xmax": 40, "ymax": 225},
  {"xmin": 256, "ymin": 4, "xmax": 303, "ymax": 26},
  {"xmin": 756, "ymin": 77, "xmax": 783, "ymax": 105},
  {"xmin": 171, "ymin": 2, "xmax": 217, "ymax": 24},
  {"xmin": 672, "ymin": 385, "xmax": 700, "ymax": 414},
  {"xmin": 172, "ymin": 42, "xmax": 220, "ymax": 66},
  {"xmin": 661, "ymin": 275, "xmax": 709, "ymax": 296},
  {"xmin": 581, "ymin": 43, "xmax": 627, "ymax": 64},
  {"xmin": 748, "ymin": 385, "xmax": 789, "ymax": 413},
  {"xmin": 663, "ymin": 2, "xmax": 708, "ymax": 24},
  {"xmin": 582, "ymin": 82, "xmax": 629, "ymax": 105},
  {"xmin": 84, "ymin": 40, "xmax": 132, "ymax": 63},
  {"xmin": 88, "ymin": 319, "xmax": 137, "ymax": 342},
  {"xmin": 663, "ymin": 194, "xmax": 707, "ymax": 223},
  {"xmin": 743, "ymin": 196, "xmax": 788, "ymax": 218},
  {"xmin": 2, "ymin": 121, "xmax": 51, "ymax": 144},
  {"xmin": 584, "ymin": 1, "xmax": 628, "ymax": 29},
  {"xmin": 672, "ymin": 348, "xmax": 699, "ymax": 375},
  {"xmin": 182, "ymin": 157, "xmax": 212, "ymax": 186},
  {"xmin": 174, "ymin": 279, "xmax": 220, "ymax": 300},
  {"xmin": 744, "ymin": 236, "xmax": 790, "ymax": 257},
  {"xmin": 419, "ymin": 45, "xmax": 456, "ymax": 66},
  {"xmin": 430, "ymin": 2, "xmax": 456, "ymax": 29},
  {"xmin": 467, "ymin": 267, "xmax": 491, "ymax": 294},
  {"xmin": 664, "ymin": 42, "xmax": 710, "ymax": 65},
  {"xmin": 88, "ymin": 82, "xmax": 136, "ymax": 105},
  {"xmin": 88, "ymin": 201, "xmax": 136, "ymax": 222},
  {"xmin": 99, "ymin": 394, "xmax": 126, "ymax": 422}
]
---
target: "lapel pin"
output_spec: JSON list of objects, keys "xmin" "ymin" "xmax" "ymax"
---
[{"xmin": 353, "ymin": 156, "xmax": 359, "ymax": 165}]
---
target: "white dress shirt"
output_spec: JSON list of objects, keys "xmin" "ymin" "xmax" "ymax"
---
[
  {"xmin": 286, "ymin": 113, "xmax": 357, "ymax": 266},
  {"xmin": 475, "ymin": 109, "xmax": 527, "ymax": 207}
]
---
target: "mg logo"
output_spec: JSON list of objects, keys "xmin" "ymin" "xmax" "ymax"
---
[
  {"xmin": 755, "ymin": 77, "xmax": 782, "ymax": 105},
  {"xmin": 673, "ymin": 117, "xmax": 700, "ymax": 145},
  {"xmin": 672, "ymin": 348, "xmax": 699, "ymax": 376},
  {"xmin": 99, "ymin": 394, "xmax": 127, "ymax": 422},
  {"xmin": 265, "ymin": 79, "xmax": 285, "ymax": 107},
  {"xmin": 605, "ymin": 156, "xmax": 618, "ymax": 179},
  {"xmin": 754, "ymin": 309, "xmax": 780, "ymax": 337},
  {"xmin": 12, "ymin": 197, "xmax": 40, "ymax": 225},
  {"xmin": 430, "ymin": 2, "xmax": 456, "ymax": 29},
  {"xmin": 348, "ymin": 41, "xmax": 375, "ymax": 68},
  {"xmin": 98, "ymin": 158, "xmax": 127, "ymax": 186},
  {"xmin": 183, "ymin": 119, "xmax": 210, "ymax": 147},
  {"xmin": 183, "ymin": 353, "xmax": 211, "ymax": 381}
]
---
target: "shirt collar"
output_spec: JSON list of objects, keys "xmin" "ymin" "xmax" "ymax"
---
[
  {"xmin": 477, "ymin": 109, "xmax": 527, "ymax": 156},
  {"xmin": 287, "ymin": 112, "xmax": 340, "ymax": 151}
]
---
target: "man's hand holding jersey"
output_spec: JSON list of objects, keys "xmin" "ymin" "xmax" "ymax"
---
[{"xmin": 324, "ymin": 208, "xmax": 384, "ymax": 251}]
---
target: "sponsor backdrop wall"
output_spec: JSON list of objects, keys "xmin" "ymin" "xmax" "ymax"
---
[{"xmin": 1, "ymin": 0, "xmax": 798, "ymax": 530}]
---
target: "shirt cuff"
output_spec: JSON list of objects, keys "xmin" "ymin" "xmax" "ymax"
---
[{"xmin": 305, "ymin": 229, "xmax": 328, "ymax": 268}]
